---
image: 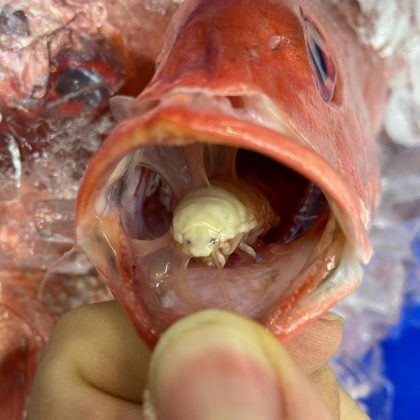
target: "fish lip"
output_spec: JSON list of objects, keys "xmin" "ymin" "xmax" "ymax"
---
[{"xmin": 75, "ymin": 105, "xmax": 370, "ymax": 345}]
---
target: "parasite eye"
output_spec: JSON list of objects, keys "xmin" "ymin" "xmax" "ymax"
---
[
  {"xmin": 0, "ymin": 8, "xmax": 30, "ymax": 37},
  {"xmin": 303, "ymin": 18, "xmax": 337, "ymax": 102}
]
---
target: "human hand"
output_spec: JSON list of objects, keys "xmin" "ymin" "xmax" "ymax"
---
[{"xmin": 26, "ymin": 302, "xmax": 367, "ymax": 419}]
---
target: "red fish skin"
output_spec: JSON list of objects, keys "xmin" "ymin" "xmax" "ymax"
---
[
  {"xmin": 0, "ymin": 271, "xmax": 54, "ymax": 420},
  {"xmin": 0, "ymin": 309, "xmax": 42, "ymax": 419},
  {"xmin": 76, "ymin": 0, "xmax": 388, "ymax": 346}
]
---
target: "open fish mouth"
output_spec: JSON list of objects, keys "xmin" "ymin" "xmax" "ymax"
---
[
  {"xmin": 76, "ymin": 0, "xmax": 387, "ymax": 346},
  {"xmin": 76, "ymin": 92, "xmax": 364, "ymax": 346}
]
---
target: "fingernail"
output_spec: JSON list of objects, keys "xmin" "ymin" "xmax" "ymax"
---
[
  {"xmin": 145, "ymin": 311, "xmax": 284, "ymax": 420},
  {"xmin": 319, "ymin": 311, "xmax": 344, "ymax": 323}
]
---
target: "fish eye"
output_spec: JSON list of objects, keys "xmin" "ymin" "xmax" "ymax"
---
[
  {"xmin": 55, "ymin": 68, "xmax": 100, "ymax": 96},
  {"xmin": 209, "ymin": 238, "xmax": 217, "ymax": 245},
  {"xmin": 54, "ymin": 66, "xmax": 110, "ymax": 109},
  {"xmin": 186, "ymin": 240, "xmax": 192, "ymax": 246},
  {"xmin": 45, "ymin": 64, "xmax": 112, "ymax": 118},
  {"xmin": 43, "ymin": 42, "xmax": 124, "ymax": 118},
  {"xmin": 303, "ymin": 19, "xmax": 337, "ymax": 102}
]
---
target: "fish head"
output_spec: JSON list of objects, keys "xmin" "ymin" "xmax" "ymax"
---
[{"xmin": 76, "ymin": 0, "xmax": 388, "ymax": 346}]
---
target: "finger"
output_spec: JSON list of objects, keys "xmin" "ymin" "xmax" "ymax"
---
[
  {"xmin": 309, "ymin": 365, "xmax": 340, "ymax": 420},
  {"xmin": 143, "ymin": 309, "xmax": 334, "ymax": 420},
  {"xmin": 309, "ymin": 366, "xmax": 369, "ymax": 420},
  {"xmin": 27, "ymin": 301, "xmax": 151, "ymax": 420},
  {"xmin": 339, "ymin": 387, "xmax": 370, "ymax": 420},
  {"xmin": 283, "ymin": 312, "xmax": 344, "ymax": 375}
]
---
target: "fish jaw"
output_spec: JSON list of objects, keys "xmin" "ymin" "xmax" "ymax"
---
[
  {"xmin": 76, "ymin": 0, "xmax": 387, "ymax": 345},
  {"xmin": 76, "ymin": 106, "xmax": 367, "ymax": 346}
]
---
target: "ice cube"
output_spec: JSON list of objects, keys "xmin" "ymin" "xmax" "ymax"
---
[
  {"xmin": 33, "ymin": 199, "xmax": 75, "ymax": 243},
  {"xmin": 48, "ymin": 249, "xmax": 93, "ymax": 276},
  {"xmin": 374, "ymin": 141, "xmax": 420, "ymax": 227},
  {"xmin": 384, "ymin": 88, "xmax": 420, "ymax": 147},
  {"xmin": 0, "ymin": 218, "xmax": 65, "ymax": 271},
  {"xmin": 0, "ymin": 134, "xmax": 21, "ymax": 201},
  {"xmin": 40, "ymin": 266, "xmax": 112, "ymax": 322},
  {"xmin": 25, "ymin": 114, "xmax": 113, "ymax": 199},
  {"xmin": 144, "ymin": 0, "xmax": 176, "ymax": 13}
]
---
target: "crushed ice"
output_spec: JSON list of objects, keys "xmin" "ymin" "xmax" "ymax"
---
[
  {"xmin": 333, "ymin": 0, "xmax": 420, "ymax": 147},
  {"xmin": 331, "ymin": 1, "xmax": 420, "ymax": 415},
  {"xmin": 0, "ymin": 133, "xmax": 21, "ymax": 201}
]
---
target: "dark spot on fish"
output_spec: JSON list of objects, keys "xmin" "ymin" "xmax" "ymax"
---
[
  {"xmin": 54, "ymin": 67, "xmax": 110, "ymax": 110},
  {"xmin": 44, "ymin": 40, "xmax": 125, "ymax": 118},
  {"xmin": 55, "ymin": 68, "xmax": 96, "ymax": 96},
  {"xmin": 45, "ymin": 66, "xmax": 112, "ymax": 117},
  {"xmin": 0, "ymin": 9, "xmax": 30, "ymax": 37}
]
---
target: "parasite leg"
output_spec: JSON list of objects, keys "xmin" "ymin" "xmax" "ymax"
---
[
  {"xmin": 238, "ymin": 242, "xmax": 257, "ymax": 260},
  {"xmin": 213, "ymin": 250, "xmax": 227, "ymax": 268}
]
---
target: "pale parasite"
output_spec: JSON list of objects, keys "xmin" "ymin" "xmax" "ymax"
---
[{"xmin": 172, "ymin": 180, "xmax": 280, "ymax": 267}]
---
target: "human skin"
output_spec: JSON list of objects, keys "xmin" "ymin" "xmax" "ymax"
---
[{"xmin": 26, "ymin": 303, "xmax": 367, "ymax": 419}]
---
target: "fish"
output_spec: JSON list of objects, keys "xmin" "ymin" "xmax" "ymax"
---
[
  {"xmin": 75, "ymin": 0, "xmax": 388, "ymax": 349},
  {"xmin": 0, "ymin": 1, "xmax": 180, "ymax": 418}
]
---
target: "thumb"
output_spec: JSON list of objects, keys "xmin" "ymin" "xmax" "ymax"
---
[{"xmin": 143, "ymin": 310, "xmax": 333, "ymax": 420}]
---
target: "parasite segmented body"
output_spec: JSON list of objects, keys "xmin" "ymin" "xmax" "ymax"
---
[{"xmin": 172, "ymin": 179, "xmax": 280, "ymax": 267}]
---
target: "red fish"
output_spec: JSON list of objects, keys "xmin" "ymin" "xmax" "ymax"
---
[{"xmin": 76, "ymin": 0, "xmax": 388, "ymax": 348}]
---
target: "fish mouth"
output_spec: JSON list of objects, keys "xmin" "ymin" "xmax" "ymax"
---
[{"xmin": 76, "ymin": 93, "xmax": 366, "ymax": 346}]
